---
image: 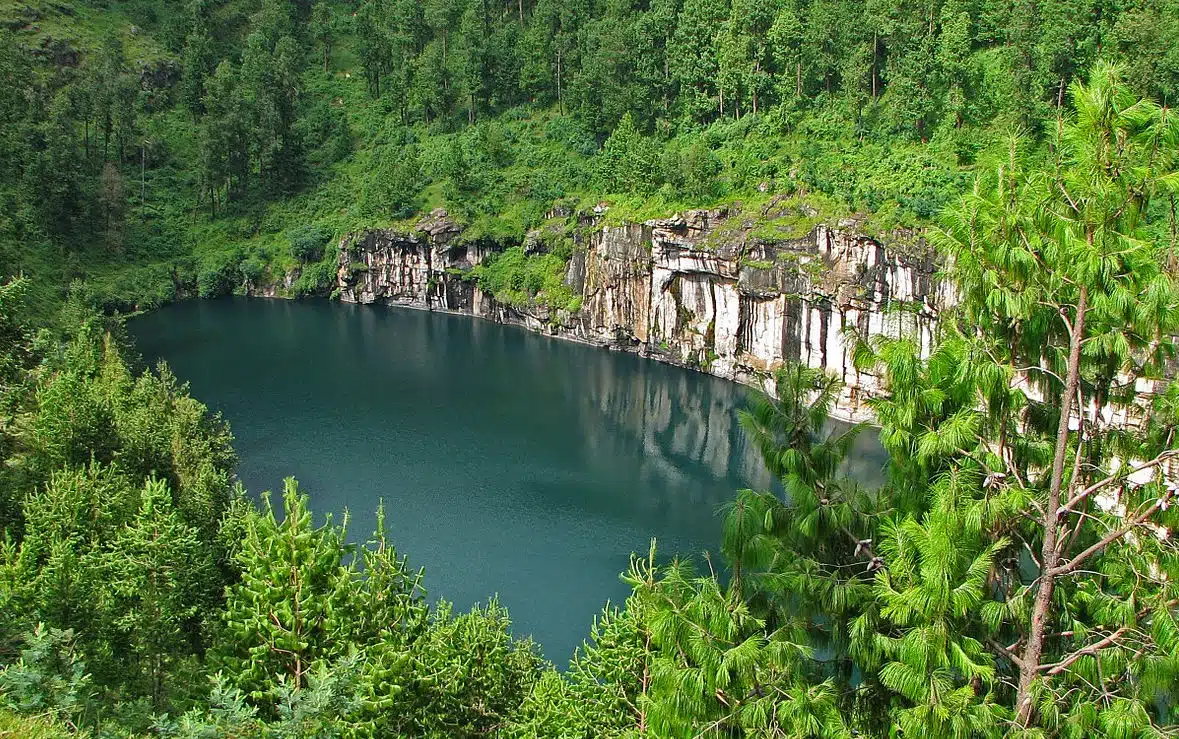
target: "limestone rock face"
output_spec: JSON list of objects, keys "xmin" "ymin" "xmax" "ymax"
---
[
  {"xmin": 335, "ymin": 207, "xmax": 949, "ymax": 421},
  {"xmin": 336, "ymin": 209, "xmax": 487, "ymax": 311}
]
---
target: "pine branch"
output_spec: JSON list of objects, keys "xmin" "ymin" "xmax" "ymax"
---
[
  {"xmin": 1052, "ymin": 496, "xmax": 1169, "ymax": 576},
  {"xmin": 1059, "ymin": 449, "xmax": 1179, "ymax": 514},
  {"xmin": 987, "ymin": 638, "xmax": 1025, "ymax": 669},
  {"xmin": 1037, "ymin": 626, "xmax": 1129, "ymax": 675}
]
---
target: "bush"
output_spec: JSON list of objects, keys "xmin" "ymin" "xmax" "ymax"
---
[
  {"xmin": 544, "ymin": 116, "xmax": 597, "ymax": 156},
  {"xmin": 0, "ymin": 626, "xmax": 96, "ymax": 730},
  {"xmin": 239, "ymin": 257, "xmax": 266, "ymax": 285},
  {"xmin": 288, "ymin": 226, "xmax": 334, "ymax": 263},
  {"xmin": 473, "ymin": 246, "xmax": 579, "ymax": 313},
  {"xmin": 362, "ymin": 145, "xmax": 422, "ymax": 220},
  {"xmin": 597, "ymin": 114, "xmax": 661, "ymax": 196},
  {"xmin": 291, "ymin": 260, "xmax": 335, "ymax": 298},
  {"xmin": 197, "ymin": 253, "xmax": 238, "ymax": 298}
]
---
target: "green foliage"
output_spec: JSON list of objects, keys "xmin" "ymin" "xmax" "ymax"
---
[
  {"xmin": 196, "ymin": 251, "xmax": 241, "ymax": 299},
  {"xmin": 401, "ymin": 600, "xmax": 543, "ymax": 737},
  {"xmin": 362, "ymin": 144, "xmax": 423, "ymax": 220},
  {"xmin": 4, "ymin": 5, "xmax": 1179, "ymax": 735},
  {"xmin": 287, "ymin": 226, "xmax": 333, "ymax": 264},
  {"xmin": 0, "ymin": 625, "xmax": 95, "ymax": 732},
  {"xmin": 99, "ymin": 478, "xmax": 213, "ymax": 710},
  {"xmin": 508, "ymin": 594, "xmax": 650, "ymax": 738},
  {"xmin": 598, "ymin": 113, "xmax": 661, "ymax": 196},
  {"xmin": 5, "ymin": 0, "xmax": 1179, "ymax": 314},
  {"xmin": 472, "ymin": 245, "xmax": 580, "ymax": 314},
  {"xmin": 216, "ymin": 479, "xmax": 361, "ymax": 710},
  {"xmin": 0, "ymin": 708, "xmax": 76, "ymax": 739},
  {"xmin": 290, "ymin": 260, "xmax": 336, "ymax": 298}
]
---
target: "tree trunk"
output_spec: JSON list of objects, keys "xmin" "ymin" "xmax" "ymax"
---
[
  {"xmin": 660, "ymin": 54, "xmax": 669, "ymax": 111},
  {"xmin": 752, "ymin": 60, "xmax": 760, "ymax": 115},
  {"xmin": 140, "ymin": 144, "xmax": 146, "ymax": 220},
  {"xmin": 872, "ymin": 32, "xmax": 878, "ymax": 97},
  {"xmin": 1015, "ymin": 284, "xmax": 1088, "ymax": 726},
  {"xmin": 556, "ymin": 47, "xmax": 563, "ymax": 114}
]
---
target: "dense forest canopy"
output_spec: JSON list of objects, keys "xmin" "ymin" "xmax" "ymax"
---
[
  {"xmin": 3, "ymin": 0, "xmax": 1179, "ymax": 737},
  {"xmin": 4, "ymin": 0, "xmax": 1179, "ymax": 317}
]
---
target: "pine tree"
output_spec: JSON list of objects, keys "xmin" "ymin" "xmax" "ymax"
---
[
  {"xmin": 216, "ymin": 478, "xmax": 358, "ymax": 711},
  {"xmin": 854, "ymin": 63, "xmax": 1179, "ymax": 733},
  {"xmin": 98, "ymin": 478, "xmax": 213, "ymax": 710}
]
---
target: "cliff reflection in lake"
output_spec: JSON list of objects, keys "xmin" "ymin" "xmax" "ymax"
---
[{"xmin": 130, "ymin": 297, "xmax": 886, "ymax": 663}]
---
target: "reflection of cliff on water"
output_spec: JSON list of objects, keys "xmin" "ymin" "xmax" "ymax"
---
[
  {"xmin": 130, "ymin": 297, "xmax": 891, "ymax": 663},
  {"xmin": 338, "ymin": 298, "xmax": 887, "ymax": 526},
  {"xmin": 570, "ymin": 344, "xmax": 773, "ymax": 522}
]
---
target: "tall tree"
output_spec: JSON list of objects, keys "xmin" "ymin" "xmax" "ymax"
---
[
  {"xmin": 216, "ymin": 478, "xmax": 357, "ymax": 710},
  {"xmin": 98, "ymin": 478, "xmax": 213, "ymax": 709},
  {"xmin": 851, "ymin": 63, "xmax": 1179, "ymax": 732},
  {"xmin": 311, "ymin": 0, "xmax": 336, "ymax": 72}
]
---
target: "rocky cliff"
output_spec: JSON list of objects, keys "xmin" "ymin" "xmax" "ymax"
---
[{"xmin": 336, "ymin": 205, "xmax": 952, "ymax": 421}]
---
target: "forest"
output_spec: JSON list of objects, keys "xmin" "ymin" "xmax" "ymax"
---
[
  {"xmin": 2, "ymin": 0, "xmax": 1179, "ymax": 736},
  {"xmin": 3, "ymin": 0, "xmax": 1179, "ymax": 317}
]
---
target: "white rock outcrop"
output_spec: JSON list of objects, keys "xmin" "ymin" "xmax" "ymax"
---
[{"xmin": 337, "ymin": 207, "xmax": 948, "ymax": 421}]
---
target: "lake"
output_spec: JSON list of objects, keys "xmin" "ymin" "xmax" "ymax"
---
[{"xmin": 129, "ymin": 297, "xmax": 886, "ymax": 663}]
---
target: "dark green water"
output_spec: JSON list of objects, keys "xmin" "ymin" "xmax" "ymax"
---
[{"xmin": 129, "ymin": 298, "xmax": 886, "ymax": 663}]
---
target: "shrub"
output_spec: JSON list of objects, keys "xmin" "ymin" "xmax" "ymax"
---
[
  {"xmin": 597, "ymin": 114, "xmax": 661, "ymax": 196},
  {"xmin": 196, "ymin": 253, "xmax": 238, "ymax": 298},
  {"xmin": 288, "ymin": 226, "xmax": 334, "ymax": 263},
  {"xmin": 362, "ymin": 145, "xmax": 422, "ymax": 220},
  {"xmin": 472, "ymin": 246, "xmax": 579, "ymax": 313},
  {"xmin": 291, "ymin": 260, "xmax": 336, "ymax": 298},
  {"xmin": 239, "ymin": 257, "xmax": 266, "ymax": 285}
]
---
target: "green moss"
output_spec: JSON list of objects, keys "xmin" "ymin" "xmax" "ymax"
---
[{"xmin": 742, "ymin": 259, "xmax": 774, "ymax": 270}]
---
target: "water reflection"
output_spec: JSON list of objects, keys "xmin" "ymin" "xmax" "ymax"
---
[{"xmin": 130, "ymin": 297, "xmax": 886, "ymax": 663}]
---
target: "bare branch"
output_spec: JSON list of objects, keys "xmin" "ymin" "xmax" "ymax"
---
[
  {"xmin": 989, "ymin": 638, "xmax": 1026, "ymax": 669},
  {"xmin": 1060, "ymin": 449, "xmax": 1179, "ymax": 514},
  {"xmin": 1039, "ymin": 627, "xmax": 1130, "ymax": 675},
  {"xmin": 1053, "ymin": 497, "xmax": 1168, "ymax": 576}
]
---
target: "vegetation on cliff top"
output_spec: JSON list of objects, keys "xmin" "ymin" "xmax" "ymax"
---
[
  {"xmin": 4, "ymin": 0, "xmax": 1179, "ymax": 735},
  {"xmin": 5, "ymin": 0, "xmax": 1178, "ymax": 316}
]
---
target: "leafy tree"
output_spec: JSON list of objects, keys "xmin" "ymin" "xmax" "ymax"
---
[
  {"xmin": 598, "ymin": 113, "xmax": 660, "ymax": 195},
  {"xmin": 311, "ymin": 0, "xmax": 336, "ymax": 72},
  {"xmin": 768, "ymin": 3, "xmax": 805, "ymax": 105},
  {"xmin": 199, "ymin": 61, "xmax": 251, "ymax": 211},
  {"xmin": 936, "ymin": 0, "xmax": 972, "ymax": 128},
  {"xmin": 356, "ymin": 0, "xmax": 392, "ymax": 98},
  {"xmin": 181, "ymin": 27, "xmax": 216, "ymax": 116},
  {"xmin": 668, "ymin": 0, "xmax": 728, "ymax": 122},
  {"xmin": 362, "ymin": 144, "xmax": 423, "ymax": 219}
]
